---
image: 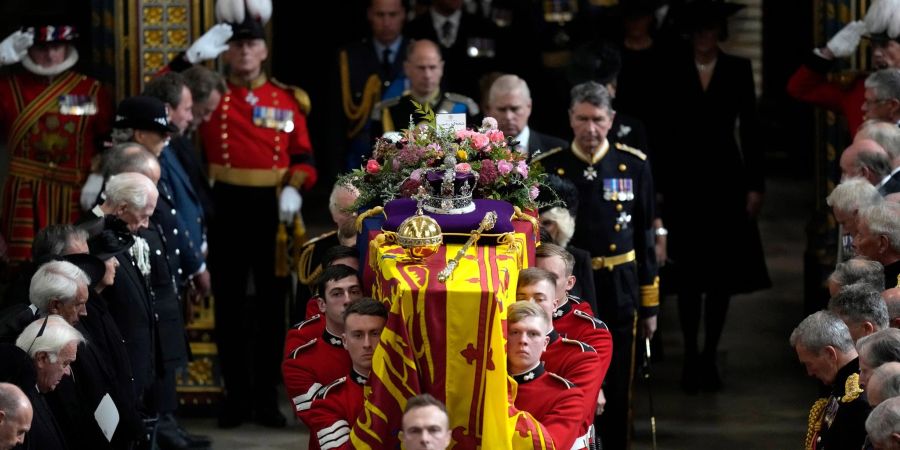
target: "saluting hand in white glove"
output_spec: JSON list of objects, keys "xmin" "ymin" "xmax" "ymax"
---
[
  {"xmin": 0, "ymin": 30, "xmax": 34, "ymax": 66},
  {"xmin": 80, "ymin": 173, "xmax": 104, "ymax": 211},
  {"xmin": 185, "ymin": 23, "xmax": 233, "ymax": 64},
  {"xmin": 825, "ymin": 21, "xmax": 867, "ymax": 59}
]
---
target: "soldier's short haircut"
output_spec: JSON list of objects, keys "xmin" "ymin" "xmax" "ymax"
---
[
  {"xmin": 860, "ymin": 201, "xmax": 900, "ymax": 252},
  {"xmin": 569, "ymin": 81, "xmax": 613, "ymax": 112},
  {"xmin": 103, "ymin": 142, "xmax": 156, "ymax": 178},
  {"xmin": 488, "ymin": 74, "xmax": 531, "ymax": 105},
  {"xmin": 826, "ymin": 177, "xmax": 882, "ymax": 213},
  {"xmin": 15, "ymin": 315, "xmax": 85, "ymax": 360},
  {"xmin": 866, "ymin": 68, "xmax": 900, "ymax": 104},
  {"xmin": 866, "ymin": 397, "xmax": 900, "ymax": 446},
  {"xmin": 143, "ymin": 71, "xmax": 188, "ymax": 108},
  {"xmin": 789, "ymin": 310, "xmax": 855, "ymax": 354},
  {"xmin": 342, "ymin": 297, "xmax": 387, "ymax": 323},
  {"xmin": 857, "ymin": 328, "xmax": 900, "ymax": 368},
  {"xmin": 104, "ymin": 172, "xmax": 158, "ymax": 210},
  {"xmin": 182, "ymin": 65, "xmax": 226, "ymax": 105},
  {"xmin": 30, "ymin": 260, "xmax": 89, "ymax": 314},
  {"xmin": 517, "ymin": 267, "xmax": 557, "ymax": 291},
  {"xmin": 508, "ymin": 300, "xmax": 551, "ymax": 333},
  {"xmin": 32, "ymin": 224, "xmax": 87, "ymax": 260},
  {"xmin": 322, "ymin": 245, "xmax": 357, "ymax": 268},
  {"xmin": 829, "ymin": 258, "xmax": 885, "ymax": 291},
  {"xmin": 535, "ymin": 243, "xmax": 575, "ymax": 276},
  {"xmin": 829, "ymin": 283, "xmax": 890, "ymax": 331},
  {"xmin": 857, "ymin": 120, "xmax": 900, "ymax": 160},
  {"xmin": 315, "ymin": 264, "xmax": 359, "ymax": 297},
  {"xmin": 403, "ymin": 393, "xmax": 448, "ymax": 419}
]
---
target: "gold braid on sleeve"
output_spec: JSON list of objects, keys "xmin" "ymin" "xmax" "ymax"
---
[
  {"xmin": 340, "ymin": 50, "xmax": 382, "ymax": 139},
  {"xmin": 805, "ymin": 398, "xmax": 828, "ymax": 450}
]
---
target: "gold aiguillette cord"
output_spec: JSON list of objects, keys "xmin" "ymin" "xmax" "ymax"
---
[{"xmin": 438, "ymin": 211, "xmax": 497, "ymax": 283}]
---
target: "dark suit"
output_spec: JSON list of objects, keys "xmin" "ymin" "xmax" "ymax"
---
[
  {"xmin": 158, "ymin": 149, "xmax": 204, "ymax": 285},
  {"xmin": 880, "ymin": 171, "xmax": 900, "ymax": 196},
  {"xmin": 525, "ymin": 128, "xmax": 567, "ymax": 162},
  {"xmin": 406, "ymin": 10, "xmax": 502, "ymax": 99},
  {"xmin": 170, "ymin": 135, "xmax": 214, "ymax": 224},
  {"xmin": 0, "ymin": 344, "xmax": 69, "ymax": 450}
]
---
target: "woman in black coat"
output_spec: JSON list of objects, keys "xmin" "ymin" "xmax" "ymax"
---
[{"xmin": 660, "ymin": 1, "xmax": 770, "ymax": 393}]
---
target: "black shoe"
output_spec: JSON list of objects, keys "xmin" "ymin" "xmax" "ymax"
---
[{"xmin": 254, "ymin": 408, "xmax": 287, "ymax": 428}]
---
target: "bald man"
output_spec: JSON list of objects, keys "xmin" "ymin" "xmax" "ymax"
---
[
  {"xmin": 0, "ymin": 383, "xmax": 31, "ymax": 450},
  {"xmin": 840, "ymin": 139, "xmax": 893, "ymax": 186}
]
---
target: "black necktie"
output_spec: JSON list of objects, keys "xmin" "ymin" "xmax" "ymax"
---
[
  {"xmin": 441, "ymin": 20, "xmax": 453, "ymax": 45},
  {"xmin": 381, "ymin": 48, "xmax": 392, "ymax": 78}
]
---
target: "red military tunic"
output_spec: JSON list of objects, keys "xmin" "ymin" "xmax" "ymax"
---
[
  {"xmin": 281, "ymin": 315, "xmax": 351, "ymax": 428},
  {"xmin": 542, "ymin": 329, "xmax": 603, "ymax": 442},
  {"xmin": 786, "ymin": 61, "xmax": 865, "ymax": 134},
  {"xmin": 200, "ymin": 73, "xmax": 316, "ymax": 191},
  {"xmin": 306, "ymin": 370, "xmax": 367, "ymax": 450},
  {"xmin": 0, "ymin": 68, "xmax": 112, "ymax": 262},
  {"xmin": 513, "ymin": 363, "xmax": 586, "ymax": 450},
  {"xmin": 553, "ymin": 296, "xmax": 613, "ymax": 383}
]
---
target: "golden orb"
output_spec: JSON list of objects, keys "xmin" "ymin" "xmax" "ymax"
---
[{"xmin": 396, "ymin": 213, "xmax": 442, "ymax": 261}]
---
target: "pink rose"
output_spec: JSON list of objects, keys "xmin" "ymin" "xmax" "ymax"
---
[
  {"xmin": 471, "ymin": 133, "xmax": 489, "ymax": 150},
  {"xmin": 455, "ymin": 162, "xmax": 472, "ymax": 173},
  {"xmin": 366, "ymin": 159, "xmax": 381, "ymax": 174},
  {"xmin": 530, "ymin": 185, "xmax": 540, "ymax": 200},
  {"xmin": 516, "ymin": 160, "xmax": 529, "ymax": 178},
  {"xmin": 487, "ymin": 129, "xmax": 505, "ymax": 144},
  {"xmin": 410, "ymin": 168, "xmax": 423, "ymax": 181},
  {"xmin": 497, "ymin": 159, "xmax": 513, "ymax": 175},
  {"xmin": 456, "ymin": 129, "xmax": 474, "ymax": 140}
]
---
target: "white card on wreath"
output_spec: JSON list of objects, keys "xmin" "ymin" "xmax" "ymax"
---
[{"xmin": 436, "ymin": 113, "xmax": 467, "ymax": 132}]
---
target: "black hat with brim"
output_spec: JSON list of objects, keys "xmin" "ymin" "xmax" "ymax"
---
[
  {"xmin": 113, "ymin": 95, "xmax": 179, "ymax": 134},
  {"xmin": 22, "ymin": 11, "xmax": 79, "ymax": 43},
  {"xmin": 227, "ymin": 15, "xmax": 266, "ymax": 42},
  {"xmin": 63, "ymin": 254, "xmax": 106, "ymax": 288},
  {"xmin": 85, "ymin": 216, "xmax": 135, "ymax": 261}
]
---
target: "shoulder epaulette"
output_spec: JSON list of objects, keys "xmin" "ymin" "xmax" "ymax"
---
[
  {"xmin": 272, "ymin": 78, "xmax": 312, "ymax": 115},
  {"xmin": 370, "ymin": 96, "xmax": 403, "ymax": 120},
  {"xmin": 574, "ymin": 309, "xmax": 608, "ymax": 331},
  {"xmin": 444, "ymin": 92, "xmax": 480, "ymax": 115},
  {"xmin": 289, "ymin": 338, "xmax": 318, "ymax": 359},
  {"xmin": 547, "ymin": 372, "xmax": 576, "ymax": 389},
  {"xmin": 292, "ymin": 314, "xmax": 321, "ymax": 330},
  {"xmin": 614, "ymin": 142, "xmax": 647, "ymax": 160},
  {"xmin": 561, "ymin": 337, "xmax": 596, "ymax": 353},
  {"xmin": 531, "ymin": 146, "xmax": 564, "ymax": 164},
  {"xmin": 315, "ymin": 376, "xmax": 347, "ymax": 400}
]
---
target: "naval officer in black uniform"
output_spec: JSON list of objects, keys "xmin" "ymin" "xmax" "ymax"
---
[{"xmin": 533, "ymin": 81, "xmax": 658, "ymax": 450}]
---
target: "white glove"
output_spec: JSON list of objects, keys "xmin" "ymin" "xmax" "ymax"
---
[
  {"xmin": 80, "ymin": 173, "xmax": 104, "ymax": 211},
  {"xmin": 185, "ymin": 23, "xmax": 233, "ymax": 64},
  {"xmin": 279, "ymin": 185, "xmax": 302, "ymax": 223},
  {"xmin": 0, "ymin": 30, "xmax": 34, "ymax": 66},
  {"xmin": 826, "ymin": 21, "xmax": 866, "ymax": 58}
]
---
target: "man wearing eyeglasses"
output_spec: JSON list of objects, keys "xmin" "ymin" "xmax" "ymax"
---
[{"xmin": 862, "ymin": 69, "xmax": 900, "ymax": 124}]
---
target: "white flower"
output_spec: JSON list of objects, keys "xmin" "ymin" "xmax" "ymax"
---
[{"xmin": 481, "ymin": 117, "xmax": 498, "ymax": 131}]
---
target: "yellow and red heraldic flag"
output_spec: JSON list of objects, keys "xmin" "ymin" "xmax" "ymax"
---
[{"xmin": 352, "ymin": 225, "xmax": 555, "ymax": 449}]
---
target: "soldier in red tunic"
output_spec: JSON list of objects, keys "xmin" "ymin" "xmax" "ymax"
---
[
  {"xmin": 282, "ymin": 265, "xmax": 362, "ymax": 443},
  {"xmin": 516, "ymin": 267, "xmax": 604, "ymax": 448},
  {"xmin": 0, "ymin": 17, "xmax": 112, "ymax": 264},
  {"xmin": 305, "ymin": 298, "xmax": 387, "ymax": 450},
  {"xmin": 203, "ymin": 0, "xmax": 317, "ymax": 428},
  {"xmin": 507, "ymin": 300, "xmax": 586, "ymax": 450}
]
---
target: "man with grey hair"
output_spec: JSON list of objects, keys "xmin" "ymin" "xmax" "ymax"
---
[
  {"xmin": 485, "ymin": 74, "xmax": 566, "ymax": 160},
  {"xmin": 102, "ymin": 142, "xmax": 160, "ymax": 183},
  {"xmin": 533, "ymin": 81, "xmax": 658, "ymax": 450},
  {"xmin": 29, "ymin": 260, "xmax": 90, "ymax": 325},
  {"xmin": 886, "ymin": 287, "xmax": 900, "ymax": 328},
  {"xmin": 856, "ymin": 328, "xmax": 900, "ymax": 387},
  {"xmin": 856, "ymin": 120, "xmax": 900, "ymax": 195},
  {"xmin": 829, "ymin": 283, "xmax": 890, "ymax": 342},
  {"xmin": 840, "ymin": 139, "xmax": 893, "ymax": 186},
  {"xmin": 854, "ymin": 201, "xmax": 900, "ymax": 289},
  {"xmin": 827, "ymin": 177, "xmax": 883, "ymax": 260},
  {"xmin": 866, "ymin": 396, "xmax": 900, "ymax": 449},
  {"xmin": 828, "ymin": 258, "xmax": 886, "ymax": 296},
  {"xmin": 0, "ymin": 382, "xmax": 31, "ymax": 450},
  {"xmin": 790, "ymin": 310, "xmax": 870, "ymax": 449},
  {"xmin": 866, "ymin": 362, "xmax": 900, "ymax": 407},
  {"xmin": 91, "ymin": 172, "xmax": 159, "ymax": 234},
  {"xmin": 14, "ymin": 315, "xmax": 84, "ymax": 393},
  {"xmin": 863, "ymin": 69, "xmax": 900, "ymax": 124}
]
